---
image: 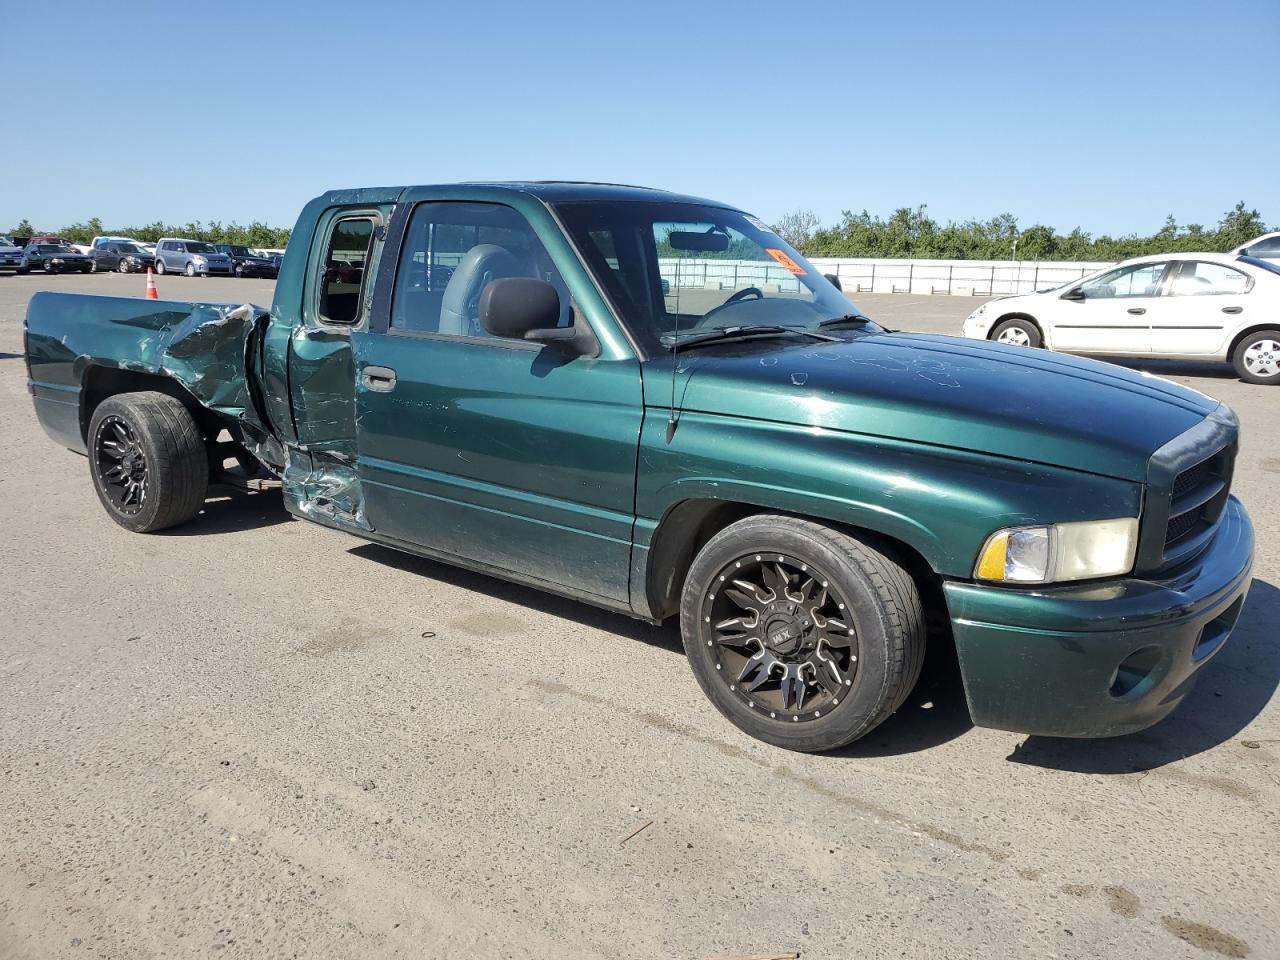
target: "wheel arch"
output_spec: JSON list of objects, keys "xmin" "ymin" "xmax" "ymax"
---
[
  {"xmin": 1226, "ymin": 323, "xmax": 1280, "ymax": 360},
  {"xmin": 79, "ymin": 364, "xmax": 220, "ymax": 444},
  {"xmin": 641, "ymin": 496, "xmax": 944, "ymax": 624},
  {"xmin": 990, "ymin": 311, "xmax": 1044, "ymax": 342}
]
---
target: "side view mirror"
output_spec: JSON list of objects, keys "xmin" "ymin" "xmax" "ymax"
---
[
  {"xmin": 1061, "ymin": 287, "xmax": 1086, "ymax": 301},
  {"xmin": 479, "ymin": 278, "xmax": 598, "ymax": 357},
  {"xmin": 824, "ymin": 273, "xmax": 843, "ymax": 292}
]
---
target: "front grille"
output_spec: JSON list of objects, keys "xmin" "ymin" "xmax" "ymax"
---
[
  {"xmin": 1162, "ymin": 446, "xmax": 1232, "ymax": 561},
  {"xmin": 1165, "ymin": 509, "xmax": 1200, "ymax": 545},
  {"xmin": 1171, "ymin": 460, "xmax": 1213, "ymax": 499}
]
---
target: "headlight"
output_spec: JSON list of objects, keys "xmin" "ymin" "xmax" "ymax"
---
[
  {"xmin": 192, "ymin": 255, "xmax": 207, "ymax": 264},
  {"xmin": 974, "ymin": 517, "xmax": 1139, "ymax": 584}
]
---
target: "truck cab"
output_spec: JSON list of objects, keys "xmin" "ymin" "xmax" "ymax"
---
[{"xmin": 23, "ymin": 183, "xmax": 1254, "ymax": 752}]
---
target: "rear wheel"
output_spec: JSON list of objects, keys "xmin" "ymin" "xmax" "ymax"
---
[
  {"xmin": 88, "ymin": 392, "xmax": 209, "ymax": 532},
  {"xmin": 680, "ymin": 515, "xmax": 925, "ymax": 752},
  {"xmin": 1233, "ymin": 330, "xmax": 1280, "ymax": 385},
  {"xmin": 991, "ymin": 317, "xmax": 1041, "ymax": 348}
]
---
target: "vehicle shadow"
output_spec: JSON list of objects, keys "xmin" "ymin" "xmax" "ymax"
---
[
  {"xmin": 347, "ymin": 542, "xmax": 685, "ymax": 654},
  {"xmin": 350, "ymin": 541, "xmax": 974, "ymax": 752},
  {"xmin": 830, "ymin": 621, "xmax": 975, "ymax": 758},
  {"xmin": 1007, "ymin": 578, "xmax": 1279, "ymax": 774},
  {"xmin": 160, "ymin": 485, "xmax": 294, "ymax": 536},
  {"xmin": 1097, "ymin": 355, "xmax": 1236, "ymax": 380}
]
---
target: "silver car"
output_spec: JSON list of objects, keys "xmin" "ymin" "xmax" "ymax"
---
[{"xmin": 153, "ymin": 238, "xmax": 233, "ymax": 277}]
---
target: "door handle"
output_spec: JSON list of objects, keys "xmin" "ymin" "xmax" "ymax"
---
[
  {"xmin": 361, "ymin": 365, "xmax": 397, "ymax": 392},
  {"xmin": 1222, "ymin": 306, "xmax": 1243, "ymax": 314},
  {"xmin": 1126, "ymin": 307, "xmax": 1146, "ymax": 315}
]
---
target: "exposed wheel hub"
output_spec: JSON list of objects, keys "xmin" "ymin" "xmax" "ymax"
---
[{"xmin": 761, "ymin": 602, "xmax": 814, "ymax": 658}]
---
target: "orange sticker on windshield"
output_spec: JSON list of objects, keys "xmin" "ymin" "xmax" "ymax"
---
[{"xmin": 765, "ymin": 248, "xmax": 806, "ymax": 275}]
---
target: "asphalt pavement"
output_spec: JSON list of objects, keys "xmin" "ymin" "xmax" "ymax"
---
[{"xmin": 0, "ymin": 272, "xmax": 1275, "ymax": 959}]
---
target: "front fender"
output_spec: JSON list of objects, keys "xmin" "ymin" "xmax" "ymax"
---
[{"xmin": 633, "ymin": 410, "xmax": 1141, "ymax": 613}]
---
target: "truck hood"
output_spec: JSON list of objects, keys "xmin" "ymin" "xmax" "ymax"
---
[{"xmin": 648, "ymin": 332, "xmax": 1218, "ymax": 482}]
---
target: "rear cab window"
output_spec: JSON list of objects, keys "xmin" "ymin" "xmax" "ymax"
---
[{"xmin": 317, "ymin": 215, "xmax": 378, "ymax": 325}]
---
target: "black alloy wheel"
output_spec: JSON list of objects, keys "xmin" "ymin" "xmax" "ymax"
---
[
  {"xmin": 94, "ymin": 415, "xmax": 149, "ymax": 515},
  {"xmin": 701, "ymin": 553, "xmax": 858, "ymax": 721}
]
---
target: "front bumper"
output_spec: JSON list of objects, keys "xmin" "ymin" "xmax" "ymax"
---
[
  {"xmin": 961, "ymin": 314, "xmax": 991, "ymax": 340},
  {"xmin": 944, "ymin": 495, "xmax": 1253, "ymax": 737}
]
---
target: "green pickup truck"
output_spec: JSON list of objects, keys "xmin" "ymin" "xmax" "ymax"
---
[{"xmin": 24, "ymin": 182, "xmax": 1254, "ymax": 752}]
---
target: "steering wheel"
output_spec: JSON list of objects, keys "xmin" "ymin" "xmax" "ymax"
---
[
  {"xmin": 694, "ymin": 286, "xmax": 766, "ymax": 327},
  {"xmin": 723, "ymin": 286, "xmax": 764, "ymax": 306}
]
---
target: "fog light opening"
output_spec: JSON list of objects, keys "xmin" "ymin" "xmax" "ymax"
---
[{"xmin": 1109, "ymin": 646, "xmax": 1162, "ymax": 700}]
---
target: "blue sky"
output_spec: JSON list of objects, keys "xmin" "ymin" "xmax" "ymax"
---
[{"xmin": 3, "ymin": 0, "xmax": 1277, "ymax": 236}]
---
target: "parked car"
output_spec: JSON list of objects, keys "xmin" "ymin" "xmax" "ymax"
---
[
  {"xmin": 90, "ymin": 235, "xmax": 143, "ymax": 253},
  {"xmin": 89, "ymin": 241, "xmax": 155, "ymax": 274},
  {"xmin": 24, "ymin": 182, "xmax": 1253, "ymax": 753},
  {"xmin": 212, "ymin": 243, "xmax": 279, "ymax": 278},
  {"xmin": 20, "ymin": 243, "xmax": 92, "ymax": 274},
  {"xmin": 153, "ymin": 238, "xmax": 233, "ymax": 277},
  {"xmin": 1233, "ymin": 231, "xmax": 1280, "ymax": 266},
  {"xmin": 0, "ymin": 237, "xmax": 24, "ymax": 272},
  {"xmin": 962, "ymin": 252, "xmax": 1280, "ymax": 384}
]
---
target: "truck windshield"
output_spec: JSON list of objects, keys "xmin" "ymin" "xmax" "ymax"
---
[{"xmin": 554, "ymin": 200, "xmax": 871, "ymax": 352}]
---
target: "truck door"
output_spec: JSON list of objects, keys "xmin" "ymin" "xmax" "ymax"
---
[
  {"xmin": 350, "ymin": 198, "xmax": 644, "ymax": 605},
  {"xmin": 278, "ymin": 202, "xmax": 394, "ymax": 531}
]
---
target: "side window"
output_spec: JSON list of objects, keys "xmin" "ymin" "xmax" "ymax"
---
[
  {"xmin": 1080, "ymin": 262, "xmax": 1166, "ymax": 299},
  {"xmin": 318, "ymin": 216, "xmax": 375, "ymax": 325},
  {"xmin": 1168, "ymin": 261, "xmax": 1253, "ymax": 296},
  {"xmin": 390, "ymin": 201, "xmax": 569, "ymax": 337}
]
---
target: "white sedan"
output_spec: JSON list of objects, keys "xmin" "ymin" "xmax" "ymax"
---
[{"xmin": 962, "ymin": 252, "xmax": 1280, "ymax": 384}]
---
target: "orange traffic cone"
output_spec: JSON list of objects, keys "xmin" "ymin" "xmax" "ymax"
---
[{"xmin": 145, "ymin": 267, "xmax": 158, "ymax": 300}]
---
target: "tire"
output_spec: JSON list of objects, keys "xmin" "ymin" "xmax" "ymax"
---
[
  {"xmin": 117, "ymin": 259, "xmax": 130, "ymax": 274},
  {"xmin": 80, "ymin": 264, "xmax": 91, "ymax": 273},
  {"xmin": 680, "ymin": 515, "xmax": 925, "ymax": 752},
  {"xmin": 154, "ymin": 259, "xmax": 166, "ymax": 275},
  {"xmin": 1232, "ymin": 330, "xmax": 1280, "ymax": 385},
  {"xmin": 16, "ymin": 267, "xmax": 28, "ymax": 275},
  {"xmin": 990, "ymin": 317, "xmax": 1041, "ymax": 348},
  {"xmin": 88, "ymin": 392, "xmax": 209, "ymax": 533},
  {"xmin": 234, "ymin": 264, "xmax": 244, "ymax": 278},
  {"xmin": 45, "ymin": 261, "xmax": 58, "ymax": 274},
  {"xmin": 184, "ymin": 262, "xmax": 196, "ymax": 277}
]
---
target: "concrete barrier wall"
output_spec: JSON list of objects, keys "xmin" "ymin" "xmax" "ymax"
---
[
  {"xmin": 807, "ymin": 257, "xmax": 1115, "ymax": 296},
  {"xmin": 653, "ymin": 256, "xmax": 1115, "ymax": 296}
]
